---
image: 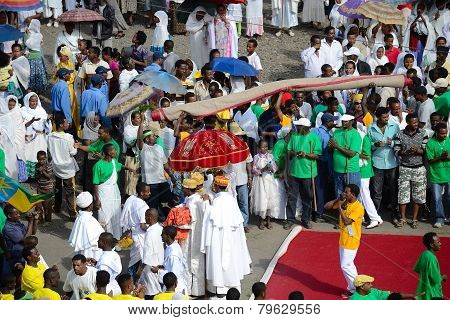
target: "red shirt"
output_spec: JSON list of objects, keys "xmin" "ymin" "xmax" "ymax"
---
[
  {"xmin": 385, "ymin": 46, "xmax": 401, "ymax": 65},
  {"xmin": 398, "ymin": 4, "xmax": 412, "ymax": 10}
]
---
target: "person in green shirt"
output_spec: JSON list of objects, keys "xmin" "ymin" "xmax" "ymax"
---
[
  {"xmin": 285, "ymin": 118, "xmax": 321, "ymax": 230},
  {"xmin": 311, "ymin": 90, "xmax": 344, "ymax": 124},
  {"xmin": 425, "ymin": 123, "xmax": 450, "ymax": 228},
  {"xmin": 350, "ymin": 274, "xmax": 419, "ymax": 300},
  {"xmin": 76, "ymin": 125, "xmax": 120, "ymax": 160},
  {"xmin": 414, "ymin": 232, "xmax": 447, "ymax": 300},
  {"xmin": 92, "ymin": 143, "xmax": 135, "ymax": 240},
  {"xmin": 329, "ymin": 114, "xmax": 362, "ymax": 197},
  {"xmin": 272, "ymin": 127, "xmax": 291, "ymax": 222},
  {"xmin": 0, "ymin": 148, "xmax": 5, "ymax": 176}
]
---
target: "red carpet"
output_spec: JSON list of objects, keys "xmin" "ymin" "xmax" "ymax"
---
[{"xmin": 265, "ymin": 231, "xmax": 450, "ymax": 300}]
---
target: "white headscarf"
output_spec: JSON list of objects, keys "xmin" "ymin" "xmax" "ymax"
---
[
  {"xmin": 25, "ymin": 19, "xmax": 43, "ymax": 51},
  {"xmin": 21, "ymin": 92, "xmax": 50, "ymax": 134},
  {"xmin": 6, "ymin": 95, "xmax": 25, "ymax": 159},
  {"xmin": 11, "ymin": 56, "xmax": 30, "ymax": 89},
  {"xmin": 82, "ymin": 111, "xmax": 100, "ymax": 141},
  {"xmin": 0, "ymin": 96, "xmax": 15, "ymax": 143},
  {"xmin": 185, "ymin": 6, "xmax": 213, "ymax": 33},
  {"xmin": 393, "ymin": 52, "xmax": 423, "ymax": 79},
  {"xmin": 152, "ymin": 11, "xmax": 169, "ymax": 48},
  {"xmin": 368, "ymin": 44, "xmax": 389, "ymax": 73}
]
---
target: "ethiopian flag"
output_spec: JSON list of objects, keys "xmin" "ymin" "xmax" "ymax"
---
[{"xmin": 0, "ymin": 174, "xmax": 55, "ymax": 213}]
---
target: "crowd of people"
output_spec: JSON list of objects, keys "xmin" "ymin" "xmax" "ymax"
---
[{"xmin": 0, "ymin": 0, "xmax": 449, "ymax": 301}]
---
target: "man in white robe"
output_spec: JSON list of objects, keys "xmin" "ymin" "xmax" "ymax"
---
[
  {"xmin": 95, "ymin": 232, "xmax": 123, "ymax": 296},
  {"xmin": 154, "ymin": 226, "xmax": 188, "ymax": 293},
  {"xmin": 69, "ymin": 192, "xmax": 104, "ymax": 260},
  {"xmin": 271, "ymin": 0, "xmax": 299, "ymax": 37},
  {"xmin": 120, "ymin": 182, "xmax": 151, "ymax": 280},
  {"xmin": 321, "ymin": 26, "xmax": 344, "ymax": 75},
  {"xmin": 180, "ymin": 178, "xmax": 208, "ymax": 297},
  {"xmin": 53, "ymin": 22, "xmax": 82, "ymax": 65},
  {"xmin": 136, "ymin": 208, "xmax": 164, "ymax": 298},
  {"xmin": 201, "ymin": 176, "xmax": 252, "ymax": 297},
  {"xmin": 185, "ymin": 6, "xmax": 213, "ymax": 69}
]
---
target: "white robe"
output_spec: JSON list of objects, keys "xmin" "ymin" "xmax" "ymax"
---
[
  {"xmin": 53, "ymin": 30, "xmax": 82, "ymax": 65},
  {"xmin": 161, "ymin": 241, "xmax": 188, "ymax": 293},
  {"xmin": 200, "ymin": 192, "xmax": 251, "ymax": 294},
  {"xmin": 69, "ymin": 211, "xmax": 105, "ymax": 260},
  {"xmin": 121, "ymin": 195, "xmax": 149, "ymax": 267},
  {"xmin": 182, "ymin": 193, "xmax": 207, "ymax": 296},
  {"xmin": 271, "ymin": 0, "xmax": 299, "ymax": 29},
  {"xmin": 138, "ymin": 223, "xmax": 164, "ymax": 296},
  {"xmin": 185, "ymin": 6, "xmax": 213, "ymax": 69},
  {"xmin": 0, "ymin": 98, "xmax": 17, "ymax": 179},
  {"xmin": 96, "ymin": 250, "xmax": 122, "ymax": 296}
]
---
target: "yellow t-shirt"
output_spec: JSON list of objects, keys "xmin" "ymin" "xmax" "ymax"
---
[
  {"xmin": 33, "ymin": 288, "xmax": 61, "ymax": 300},
  {"xmin": 362, "ymin": 113, "xmax": 374, "ymax": 127},
  {"xmin": 153, "ymin": 291, "xmax": 188, "ymax": 300},
  {"xmin": 0, "ymin": 293, "xmax": 14, "ymax": 300},
  {"xmin": 339, "ymin": 201, "xmax": 364, "ymax": 250},
  {"xmin": 180, "ymin": 131, "xmax": 190, "ymax": 141},
  {"xmin": 0, "ymin": 64, "xmax": 12, "ymax": 87},
  {"xmin": 84, "ymin": 293, "xmax": 113, "ymax": 300},
  {"xmin": 280, "ymin": 115, "xmax": 292, "ymax": 127},
  {"xmin": 21, "ymin": 262, "xmax": 46, "ymax": 293},
  {"xmin": 113, "ymin": 294, "xmax": 143, "ymax": 300}
]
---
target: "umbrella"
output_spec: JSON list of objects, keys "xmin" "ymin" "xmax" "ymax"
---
[
  {"xmin": 383, "ymin": 0, "xmax": 415, "ymax": 4},
  {"xmin": 132, "ymin": 71, "xmax": 187, "ymax": 95},
  {"xmin": 106, "ymin": 83, "xmax": 160, "ymax": 117},
  {"xmin": 357, "ymin": 2, "xmax": 407, "ymax": 25},
  {"xmin": 211, "ymin": 57, "xmax": 258, "ymax": 76},
  {"xmin": 169, "ymin": 129, "xmax": 250, "ymax": 172},
  {"xmin": 0, "ymin": 0, "xmax": 41, "ymax": 11},
  {"xmin": 176, "ymin": 0, "xmax": 216, "ymax": 24},
  {"xmin": 0, "ymin": 24, "xmax": 23, "ymax": 42},
  {"xmin": 338, "ymin": 0, "xmax": 380, "ymax": 19},
  {"xmin": 57, "ymin": 8, "xmax": 105, "ymax": 23}
]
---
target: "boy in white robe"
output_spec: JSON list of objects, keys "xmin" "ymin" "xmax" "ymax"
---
[
  {"xmin": 120, "ymin": 182, "xmax": 150, "ymax": 280},
  {"xmin": 95, "ymin": 232, "xmax": 122, "ymax": 296},
  {"xmin": 136, "ymin": 208, "xmax": 164, "ymax": 299},
  {"xmin": 69, "ymin": 192, "xmax": 104, "ymax": 260}
]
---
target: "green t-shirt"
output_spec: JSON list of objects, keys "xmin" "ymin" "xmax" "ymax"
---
[
  {"xmin": 250, "ymin": 104, "xmax": 265, "ymax": 120},
  {"xmin": 0, "ymin": 207, "xmax": 6, "ymax": 255},
  {"xmin": 349, "ymin": 288, "xmax": 390, "ymax": 300},
  {"xmin": 311, "ymin": 104, "xmax": 344, "ymax": 124},
  {"xmin": 360, "ymin": 135, "xmax": 374, "ymax": 179},
  {"xmin": 414, "ymin": 250, "xmax": 443, "ymax": 300},
  {"xmin": 272, "ymin": 139, "xmax": 288, "ymax": 178},
  {"xmin": 333, "ymin": 128, "xmax": 362, "ymax": 174},
  {"xmin": 92, "ymin": 158, "xmax": 122, "ymax": 185},
  {"xmin": 426, "ymin": 137, "xmax": 450, "ymax": 184},
  {"xmin": 88, "ymin": 139, "xmax": 121, "ymax": 158},
  {"xmin": 287, "ymin": 132, "xmax": 322, "ymax": 179},
  {"xmin": 0, "ymin": 148, "xmax": 5, "ymax": 176}
]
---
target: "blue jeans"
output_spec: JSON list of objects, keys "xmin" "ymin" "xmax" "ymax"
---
[
  {"xmin": 128, "ymin": 261, "xmax": 141, "ymax": 283},
  {"xmin": 334, "ymin": 172, "xmax": 361, "ymax": 198},
  {"xmin": 316, "ymin": 160, "xmax": 334, "ymax": 215},
  {"xmin": 431, "ymin": 183, "xmax": 450, "ymax": 224},
  {"xmin": 236, "ymin": 184, "xmax": 249, "ymax": 226}
]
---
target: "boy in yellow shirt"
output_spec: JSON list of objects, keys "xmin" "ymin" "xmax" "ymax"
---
[
  {"xmin": 84, "ymin": 270, "xmax": 113, "ymax": 300},
  {"xmin": 113, "ymin": 274, "xmax": 145, "ymax": 300},
  {"xmin": 0, "ymin": 274, "xmax": 16, "ymax": 300},
  {"xmin": 154, "ymin": 272, "xmax": 188, "ymax": 300},
  {"xmin": 33, "ymin": 269, "xmax": 61, "ymax": 300},
  {"xmin": 325, "ymin": 184, "xmax": 364, "ymax": 298},
  {"xmin": 21, "ymin": 247, "xmax": 52, "ymax": 293}
]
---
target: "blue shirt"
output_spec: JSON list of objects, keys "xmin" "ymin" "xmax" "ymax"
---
[
  {"xmin": 80, "ymin": 87, "xmax": 111, "ymax": 127},
  {"xmin": 3, "ymin": 220, "xmax": 27, "ymax": 261},
  {"xmin": 144, "ymin": 63, "xmax": 162, "ymax": 71},
  {"xmin": 367, "ymin": 120, "xmax": 400, "ymax": 169},
  {"xmin": 51, "ymin": 80, "xmax": 72, "ymax": 123},
  {"xmin": 312, "ymin": 125, "xmax": 334, "ymax": 173},
  {"xmin": 89, "ymin": 80, "xmax": 108, "ymax": 98}
]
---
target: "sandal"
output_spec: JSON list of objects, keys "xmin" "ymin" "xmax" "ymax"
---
[
  {"xmin": 258, "ymin": 222, "xmax": 265, "ymax": 230},
  {"xmin": 395, "ymin": 218, "xmax": 406, "ymax": 228},
  {"xmin": 266, "ymin": 222, "xmax": 273, "ymax": 229},
  {"xmin": 411, "ymin": 220, "xmax": 419, "ymax": 229}
]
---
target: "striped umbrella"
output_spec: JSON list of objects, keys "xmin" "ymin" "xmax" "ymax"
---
[
  {"xmin": 56, "ymin": 8, "xmax": 105, "ymax": 23},
  {"xmin": 383, "ymin": 0, "xmax": 415, "ymax": 4},
  {"xmin": 357, "ymin": 2, "xmax": 407, "ymax": 25},
  {"xmin": 338, "ymin": 0, "xmax": 383, "ymax": 19},
  {"xmin": 0, "ymin": 0, "xmax": 41, "ymax": 11}
]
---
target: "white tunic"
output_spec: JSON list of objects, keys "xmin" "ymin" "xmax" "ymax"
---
[
  {"xmin": 53, "ymin": 30, "xmax": 82, "ymax": 65},
  {"xmin": 63, "ymin": 266, "xmax": 97, "ymax": 300},
  {"xmin": 300, "ymin": 47, "xmax": 326, "ymax": 78},
  {"xmin": 271, "ymin": 0, "xmax": 299, "ymax": 29},
  {"xmin": 47, "ymin": 131, "xmax": 79, "ymax": 180},
  {"xmin": 320, "ymin": 39, "xmax": 344, "ymax": 74},
  {"xmin": 139, "ymin": 223, "xmax": 164, "ymax": 296},
  {"xmin": 161, "ymin": 241, "xmax": 188, "ymax": 293},
  {"xmin": 96, "ymin": 250, "xmax": 122, "ymax": 296},
  {"xmin": 201, "ymin": 192, "xmax": 251, "ymax": 294},
  {"xmin": 69, "ymin": 211, "xmax": 104, "ymax": 260}
]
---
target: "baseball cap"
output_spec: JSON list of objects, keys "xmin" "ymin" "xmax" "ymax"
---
[
  {"xmin": 344, "ymin": 47, "xmax": 361, "ymax": 57},
  {"xmin": 95, "ymin": 66, "xmax": 110, "ymax": 74},
  {"xmin": 91, "ymin": 74, "xmax": 104, "ymax": 86},
  {"xmin": 341, "ymin": 114, "xmax": 355, "ymax": 121},
  {"xmin": 354, "ymin": 275, "xmax": 375, "ymax": 287},
  {"xmin": 432, "ymin": 78, "xmax": 449, "ymax": 89},
  {"xmin": 293, "ymin": 118, "xmax": 311, "ymax": 127},
  {"xmin": 321, "ymin": 113, "xmax": 339, "ymax": 123},
  {"xmin": 56, "ymin": 68, "xmax": 73, "ymax": 78},
  {"xmin": 153, "ymin": 51, "xmax": 164, "ymax": 61}
]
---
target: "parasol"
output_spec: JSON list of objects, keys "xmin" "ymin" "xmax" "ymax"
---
[
  {"xmin": 211, "ymin": 57, "xmax": 258, "ymax": 76},
  {"xmin": 0, "ymin": 24, "xmax": 23, "ymax": 42},
  {"xmin": 356, "ymin": 2, "xmax": 407, "ymax": 25},
  {"xmin": 338, "ymin": 0, "xmax": 379, "ymax": 19},
  {"xmin": 169, "ymin": 129, "xmax": 250, "ymax": 172},
  {"xmin": 383, "ymin": 0, "xmax": 415, "ymax": 5},
  {"xmin": 132, "ymin": 71, "xmax": 187, "ymax": 95},
  {"xmin": 0, "ymin": 0, "xmax": 42, "ymax": 11},
  {"xmin": 56, "ymin": 8, "xmax": 105, "ymax": 23}
]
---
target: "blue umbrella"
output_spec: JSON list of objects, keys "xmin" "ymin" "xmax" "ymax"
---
[
  {"xmin": 132, "ymin": 70, "xmax": 187, "ymax": 94},
  {"xmin": 211, "ymin": 57, "xmax": 258, "ymax": 76},
  {"xmin": 0, "ymin": 24, "xmax": 24, "ymax": 42}
]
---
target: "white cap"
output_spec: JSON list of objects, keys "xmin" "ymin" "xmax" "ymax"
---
[
  {"xmin": 344, "ymin": 47, "xmax": 361, "ymax": 57},
  {"xmin": 432, "ymin": 78, "xmax": 449, "ymax": 88},
  {"xmin": 277, "ymin": 126, "xmax": 292, "ymax": 139},
  {"xmin": 341, "ymin": 114, "xmax": 355, "ymax": 121},
  {"xmin": 293, "ymin": 118, "xmax": 311, "ymax": 127},
  {"xmin": 76, "ymin": 192, "xmax": 93, "ymax": 209}
]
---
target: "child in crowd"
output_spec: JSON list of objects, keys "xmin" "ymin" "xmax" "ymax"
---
[
  {"xmin": 34, "ymin": 151, "xmax": 55, "ymax": 222},
  {"xmin": 0, "ymin": 274, "xmax": 16, "ymax": 300},
  {"xmin": 252, "ymin": 282, "xmax": 267, "ymax": 300},
  {"xmin": 119, "ymin": 57, "xmax": 138, "ymax": 92},
  {"xmin": 247, "ymin": 39, "xmax": 262, "ymax": 79},
  {"xmin": 251, "ymin": 140, "xmax": 277, "ymax": 230}
]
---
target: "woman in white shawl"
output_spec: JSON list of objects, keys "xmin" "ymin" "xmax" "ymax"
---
[
  {"xmin": 209, "ymin": 4, "xmax": 238, "ymax": 58},
  {"xmin": 394, "ymin": 52, "xmax": 424, "ymax": 79},
  {"xmin": 186, "ymin": 6, "xmax": 213, "ymax": 69},
  {"xmin": 21, "ymin": 92, "xmax": 51, "ymax": 178},
  {"xmin": 122, "ymin": 110, "xmax": 141, "ymax": 196},
  {"xmin": 0, "ymin": 96, "xmax": 17, "ymax": 179},
  {"xmin": 150, "ymin": 11, "xmax": 171, "ymax": 54},
  {"xmin": 11, "ymin": 45, "xmax": 30, "ymax": 97},
  {"xmin": 24, "ymin": 19, "xmax": 47, "ymax": 93},
  {"xmin": 402, "ymin": 2, "xmax": 436, "ymax": 68},
  {"xmin": 82, "ymin": 112, "xmax": 100, "ymax": 193},
  {"xmin": 368, "ymin": 44, "xmax": 389, "ymax": 74}
]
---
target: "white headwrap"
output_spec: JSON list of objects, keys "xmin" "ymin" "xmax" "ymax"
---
[
  {"xmin": 152, "ymin": 11, "xmax": 169, "ymax": 48},
  {"xmin": 185, "ymin": 6, "xmax": 213, "ymax": 33},
  {"xmin": 82, "ymin": 111, "xmax": 100, "ymax": 141},
  {"xmin": 368, "ymin": 44, "xmax": 389, "ymax": 73},
  {"xmin": 76, "ymin": 192, "xmax": 94, "ymax": 208},
  {"xmin": 25, "ymin": 19, "xmax": 43, "ymax": 52},
  {"xmin": 393, "ymin": 52, "xmax": 423, "ymax": 79},
  {"xmin": 11, "ymin": 56, "xmax": 30, "ymax": 89},
  {"xmin": 21, "ymin": 92, "xmax": 50, "ymax": 135},
  {"xmin": 6, "ymin": 95, "xmax": 25, "ymax": 159}
]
